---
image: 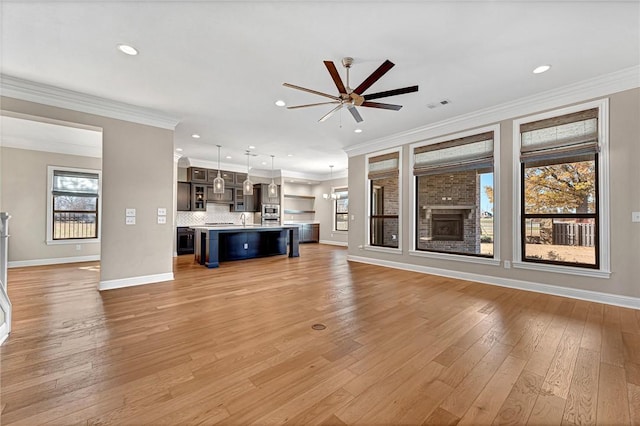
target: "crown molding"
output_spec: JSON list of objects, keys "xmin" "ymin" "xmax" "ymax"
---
[
  {"xmin": 1, "ymin": 74, "xmax": 180, "ymax": 130},
  {"xmin": 345, "ymin": 65, "xmax": 640, "ymax": 157}
]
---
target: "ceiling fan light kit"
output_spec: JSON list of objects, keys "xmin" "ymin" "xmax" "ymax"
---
[{"xmin": 283, "ymin": 57, "xmax": 418, "ymax": 123}]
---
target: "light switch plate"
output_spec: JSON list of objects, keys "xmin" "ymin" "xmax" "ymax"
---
[
  {"xmin": 157, "ymin": 208, "xmax": 167, "ymax": 216},
  {"xmin": 125, "ymin": 208, "xmax": 136, "ymax": 217},
  {"xmin": 632, "ymin": 212, "xmax": 640, "ymax": 222},
  {"xmin": 125, "ymin": 216, "xmax": 136, "ymax": 225},
  {"xmin": 157, "ymin": 216, "xmax": 166, "ymax": 224}
]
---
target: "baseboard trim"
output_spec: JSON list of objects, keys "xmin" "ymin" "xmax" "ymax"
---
[
  {"xmin": 319, "ymin": 240, "xmax": 348, "ymax": 247},
  {"xmin": 0, "ymin": 322, "xmax": 8, "ymax": 345},
  {"xmin": 347, "ymin": 255, "xmax": 640, "ymax": 310},
  {"xmin": 99, "ymin": 272, "xmax": 174, "ymax": 291},
  {"xmin": 8, "ymin": 255, "xmax": 100, "ymax": 268}
]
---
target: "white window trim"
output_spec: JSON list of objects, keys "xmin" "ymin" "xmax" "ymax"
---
[
  {"xmin": 46, "ymin": 165, "xmax": 102, "ymax": 245},
  {"xmin": 409, "ymin": 123, "xmax": 501, "ymax": 263},
  {"xmin": 365, "ymin": 146, "xmax": 402, "ymax": 252},
  {"xmin": 511, "ymin": 98, "xmax": 610, "ymax": 278}
]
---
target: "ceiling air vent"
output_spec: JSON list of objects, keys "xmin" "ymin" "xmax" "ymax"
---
[{"xmin": 427, "ymin": 99, "xmax": 452, "ymax": 109}]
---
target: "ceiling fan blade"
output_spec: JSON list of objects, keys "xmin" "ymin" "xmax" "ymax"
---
[
  {"xmin": 347, "ymin": 105, "xmax": 363, "ymax": 123},
  {"xmin": 353, "ymin": 59, "xmax": 395, "ymax": 95},
  {"xmin": 324, "ymin": 61, "xmax": 346, "ymax": 94},
  {"xmin": 318, "ymin": 104, "xmax": 343, "ymax": 122},
  {"xmin": 283, "ymin": 83, "xmax": 341, "ymax": 101},
  {"xmin": 287, "ymin": 101, "xmax": 341, "ymax": 109},
  {"xmin": 361, "ymin": 101, "xmax": 403, "ymax": 111},
  {"xmin": 364, "ymin": 85, "xmax": 419, "ymax": 101}
]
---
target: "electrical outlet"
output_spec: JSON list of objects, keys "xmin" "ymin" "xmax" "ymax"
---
[
  {"xmin": 125, "ymin": 216, "xmax": 135, "ymax": 225},
  {"xmin": 75, "ymin": 244, "xmax": 82, "ymax": 251},
  {"xmin": 632, "ymin": 212, "xmax": 640, "ymax": 222},
  {"xmin": 504, "ymin": 260, "xmax": 511, "ymax": 269},
  {"xmin": 157, "ymin": 216, "xmax": 166, "ymax": 224},
  {"xmin": 243, "ymin": 243, "xmax": 249, "ymax": 249},
  {"xmin": 157, "ymin": 208, "xmax": 167, "ymax": 216},
  {"xmin": 125, "ymin": 208, "xmax": 136, "ymax": 217}
]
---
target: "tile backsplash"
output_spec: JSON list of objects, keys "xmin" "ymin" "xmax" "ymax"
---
[{"xmin": 176, "ymin": 204, "xmax": 255, "ymax": 226}]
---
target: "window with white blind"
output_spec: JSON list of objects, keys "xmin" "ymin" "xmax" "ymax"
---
[
  {"xmin": 514, "ymin": 100, "xmax": 609, "ymax": 275},
  {"xmin": 413, "ymin": 128, "xmax": 496, "ymax": 258},
  {"xmin": 47, "ymin": 166, "xmax": 101, "ymax": 243},
  {"xmin": 367, "ymin": 149, "xmax": 401, "ymax": 249}
]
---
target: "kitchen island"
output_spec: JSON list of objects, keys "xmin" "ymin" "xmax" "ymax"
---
[{"xmin": 191, "ymin": 224, "xmax": 299, "ymax": 268}]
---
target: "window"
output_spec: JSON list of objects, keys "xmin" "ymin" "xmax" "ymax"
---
[
  {"xmin": 334, "ymin": 188, "xmax": 348, "ymax": 231},
  {"xmin": 519, "ymin": 107, "xmax": 600, "ymax": 269},
  {"xmin": 368, "ymin": 150, "xmax": 400, "ymax": 248},
  {"xmin": 413, "ymin": 129, "xmax": 495, "ymax": 258},
  {"xmin": 48, "ymin": 167, "xmax": 100, "ymax": 242}
]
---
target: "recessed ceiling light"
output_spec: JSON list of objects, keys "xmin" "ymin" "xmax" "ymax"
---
[
  {"xmin": 249, "ymin": 145, "xmax": 256, "ymax": 149},
  {"xmin": 354, "ymin": 128, "xmax": 363, "ymax": 133},
  {"xmin": 287, "ymin": 154, "xmax": 293, "ymax": 157},
  {"xmin": 533, "ymin": 65, "xmax": 551, "ymax": 74},
  {"xmin": 261, "ymin": 161, "xmax": 267, "ymax": 165},
  {"xmin": 275, "ymin": 100, "xmax": 286, "ymax": 107},
  {"xmin": 191, "ymin": 134, "xmax": 201, "ymax": 139},
  {"xmin": 175, "ymin": 148, "xmax": 183, "ymax": 152},
  {"xmin": 225, "ymin": 155, "xmax": 232, "ymax": 159},
  {"xmin": 117, "ymin": 44, "xmax": 138, "ymax": 56}
]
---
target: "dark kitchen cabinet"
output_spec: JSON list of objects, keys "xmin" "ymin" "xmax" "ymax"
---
[
  {"xmin": 254, "ymin": 183, "xmax": 280, "ymax": 206},
  {"xmin": 177, "ymin": 182, "xmax": 191, "ymax": 211},
  {"xmin": 231, "ymin": 188, "xmax": 246, "ymax": 212},
  {"xmin": 191, "ymin": 184, "xmax": 207, "ymax": 211},
  {"xmin": 177, "ymin": 227, "xmax": 195, "ymax": 255},
  {"xmin": 187, "ymin": 167, "xmax": 208, "ymax": 183},
  {"xmin": 234, "ymin": 172, "xmax": 247, "ymax": 186},
  {"xmin": 207, "ymin": 169, "xmax": 235, "ymax": 186},
  {"xmin": 206, "ymin": 186, "xmax": 233, "ymax": 204}
]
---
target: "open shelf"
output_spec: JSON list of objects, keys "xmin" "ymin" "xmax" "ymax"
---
[
  {"xmin": 284, "ymin": 194, "xmax": 315, "ymax": 200},
  {"xmin": 284, "ymin": 209, "xmax": 316, "ymax": 214}
]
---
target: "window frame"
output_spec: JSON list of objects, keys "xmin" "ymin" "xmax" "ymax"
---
[
  {"xmin": 334, "ymin": 187, "xmax": 349, "ymax": 232},
  {"xmin": 46, "ymin": 165, "xmax": 102, "ymax": 245},
  {"xmin": 409, "ymin": 124, "xmax": 501, "ymax": 266},
  {"xmin": 365, "ymin": 147, "xmax": 402, "ymax": 254},
  {"xmin": 512, "ymin": 99, "xmax": 610, "ymax": 278}
]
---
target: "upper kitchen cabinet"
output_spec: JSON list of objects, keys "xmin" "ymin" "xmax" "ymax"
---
[
  {"xmin": 207, "ymin": 169, "xmax": 235, "ymax": 186},
  {"xmin": 254, "ymin": 183, "xmax": 280, "ymax": 205},
  {"xmin": 177, "ymin": 182, "xmax": 191, "ymax": 211},
  {"xmin": 187, "ymin": 167, "xmax": 208, "ymax": 183},
  {"xmin": 206, "ymin": 186, "xmax": 233, "ymax": 204},
  {"xmin": 234, "ymin": 172, "xmax": 247, "ymax": 186},
  {"xmin": 192, "ymin": 184, "xmax": 207, "ymax": 211}
]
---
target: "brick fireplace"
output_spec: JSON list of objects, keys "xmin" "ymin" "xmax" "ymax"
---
[{"xmin": 416, "ymin": 170, "xmax": 480, "ymax": 254}]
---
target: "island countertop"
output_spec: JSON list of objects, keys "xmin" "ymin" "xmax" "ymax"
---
[{"xmin": 191, "ymin": 224, "xmax": 300, "ymax": 268}]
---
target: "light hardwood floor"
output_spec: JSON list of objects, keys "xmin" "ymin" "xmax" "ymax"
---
[{"xmin": 1, "ymin": 244, "xmax": 639, "ymax": 425}]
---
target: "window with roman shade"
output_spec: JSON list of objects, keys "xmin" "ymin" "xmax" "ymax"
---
[
  {"xmin": 413, "ymin": 131, "xmax": 495, "ymax": 257},
  {"xmin": 368, "ymin": 150, "xmax": 400, "ymax": 248},
  {"xmin": 519, "ymin": 107, "xmax": 599, "ymax": 268}
]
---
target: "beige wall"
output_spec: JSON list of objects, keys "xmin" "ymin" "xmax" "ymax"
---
[
  {"xmin": 348, "ymin": 88, "xmax": 640, "ymax": 299},
  {"xmin": 314, "ymin": 177, "xmax": 348, "ymax": 245},
  {"xmin": 1, "ymin": 97, "xmax": 175, "ymax": 284},
  {"xmin": 1, "ymin": 147, "xmax": 102, "ymax": 263}
]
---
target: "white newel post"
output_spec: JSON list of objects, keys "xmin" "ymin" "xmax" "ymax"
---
[{"xmin": 0, "ymin": 211, "xmax": 12, "ymax": 340}]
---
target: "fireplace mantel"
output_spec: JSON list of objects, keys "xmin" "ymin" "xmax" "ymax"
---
[{"xmin": 421, "ymin": 205, "xmax": 476, "ymax": 219}]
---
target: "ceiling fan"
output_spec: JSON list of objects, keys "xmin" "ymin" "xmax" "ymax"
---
[{"xmin": 283, "ymin": 57, "xmax": 419, "ymax": 123}]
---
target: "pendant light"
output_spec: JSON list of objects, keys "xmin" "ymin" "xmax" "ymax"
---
[
  {"xmin": 322, "ymin": 165, "xmax": 339, "ymax": 200},
  {"xmin": 268, "ymin": 155, "xmax": 278, "ymax": 198},
  {"xmin": 213, "ymin": 145, "xmax": 225, "ymax": 194},
  {"xmin": 243, "ymin": 151, "xmax": 254, "ymax": 195}
]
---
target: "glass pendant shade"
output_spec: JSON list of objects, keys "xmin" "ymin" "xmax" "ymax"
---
[
  {"xmin": 213, "ymin": 145, "xmax": 225, "ymax": 194},
  {"xmin": 243, "ymin": 151, "xmax": 253, "ymax": 195},
  {"xmin": 322, "ymin": 165, "xmax": 337, "ymax": 200},
  {"xmin": 268, "ymin": 155, "xmax": 278, "ymax": 198}
]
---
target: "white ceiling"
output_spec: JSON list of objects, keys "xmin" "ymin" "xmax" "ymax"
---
[{"xmin": 1, "ymin": 1, "xmax": 638, "ymax": 177}]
